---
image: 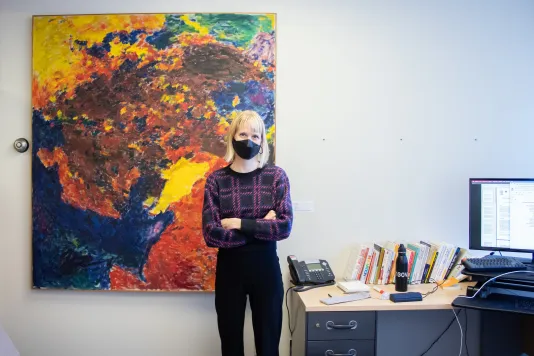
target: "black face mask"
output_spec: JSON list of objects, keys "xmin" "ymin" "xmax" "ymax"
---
[{"xmin": 232, "ymin": 138, "xmax": 261, "ymax": 160}]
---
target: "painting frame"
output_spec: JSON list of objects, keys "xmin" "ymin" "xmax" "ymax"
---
[{"xmin": 30, "ymin": 12, "xmax": 277, "ymax": 292}]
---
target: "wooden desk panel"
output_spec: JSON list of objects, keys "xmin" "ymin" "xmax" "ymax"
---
[
  {"xmin": 295, "ymin": 282, "xmax": 473, "ymax": 312},
  {"xmin": 290, "ymin": 282, "xmax": 475, "ymax": 356}
]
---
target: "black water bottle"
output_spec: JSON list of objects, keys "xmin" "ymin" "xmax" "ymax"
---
[{"xmin": 395, "ymin": 244, "xmax": 408, "ymax": 292}]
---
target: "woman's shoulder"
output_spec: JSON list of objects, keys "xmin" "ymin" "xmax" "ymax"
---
[
  {"xmin": 261, "ymin": 164, "xmax": 290, "ymax": 180},
  {"xmin": 205, "ymin": 166, "xmax": 232, "ymax": 182}
]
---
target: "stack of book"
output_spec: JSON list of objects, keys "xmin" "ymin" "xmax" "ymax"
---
[{"xmin": 343, "ymin": 241, "xmax": 471, "ymax": 285}]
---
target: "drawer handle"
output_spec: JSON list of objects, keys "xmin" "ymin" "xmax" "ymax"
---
[
  {"xmin": 325, "ymin": 349, "xmax": 357, "ymax": 356},
  {"xmin": 326, "ymin": 320, "xmax": 357, "ymax": 330}
]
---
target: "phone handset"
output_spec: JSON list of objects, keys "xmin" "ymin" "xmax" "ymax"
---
[{"xmin": 287, "ymin": 255, "xmax": 309, "ymax": 285}]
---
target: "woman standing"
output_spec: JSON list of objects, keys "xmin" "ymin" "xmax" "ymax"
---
[{"xmin": 202, "ymin": 110, "xmax": 293, "ymax": 356}]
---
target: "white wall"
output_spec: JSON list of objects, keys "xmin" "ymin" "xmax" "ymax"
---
[{"xmin": 1, "ymin": 0, "xmax": 534, "ymax": 355}]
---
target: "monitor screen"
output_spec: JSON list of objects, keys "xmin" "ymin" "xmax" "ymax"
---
[{"xmin": 469, "ymin": 178, "xmax": 534, "ymax": 253}]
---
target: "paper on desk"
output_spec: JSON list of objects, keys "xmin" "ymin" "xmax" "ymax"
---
[
  {"xmin": 337, "ymin": 280, "xmax": 371, "ymax": 293},
  {"xmin": 0, "ymin": 323, "xmax": 20, "ymax": 356}
]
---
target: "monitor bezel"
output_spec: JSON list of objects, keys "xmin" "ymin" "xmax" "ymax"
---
[{"xmin": 469, "ymin": 178, "xmax": 534, "ymax": 254}]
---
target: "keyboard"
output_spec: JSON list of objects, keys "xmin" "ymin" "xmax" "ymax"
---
[{"xmin": 462, "ymin": 256, "xmax": 527, "ymax": 272}]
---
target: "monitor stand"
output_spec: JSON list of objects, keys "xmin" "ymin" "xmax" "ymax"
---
[
  {"xmin": 462, "ymin": 260, "xmax": 534, "ymax": 290},
  {"xmin": 514, "ymin": 252, "xmax": 534, "ymax": 266}
]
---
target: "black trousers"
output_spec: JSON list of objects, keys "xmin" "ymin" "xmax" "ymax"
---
[{"xmin": 215, "ymin": 244, "xmax": 284, "ymax": 356}]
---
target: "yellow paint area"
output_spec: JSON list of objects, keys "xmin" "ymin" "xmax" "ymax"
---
[
  {"xmin": 109, "ymin": 40, "xmax": 130, "ymax": 58},
  {"xmin": 149, "ymin": 158, "xmax": 210, "ymax": 214},
  {"xmin": 180, "ymin": 15, "xmax": 209, "ymax": 35},
  {"xmin": 104, "ymin": 119, "xmax": 114, "ymax": 132},
  {"xmin": 144, "ymin": 196, "xmax": 156, "ymax": 208},
  {"xmin": 205, "ymin": 99, "xmax": 216, "ymax": 110},
  {"xmin": 266, "ymin": 14, "xmax": 276, "ymax": 30},
  {"xmin": 108, "ymin": 36, "xmax": 153, "ymax": 59},
  {"xmin": 161, "ymin": 93, "xmax": 185, "ymax": 104},
  {"xmin": 266, "ymin": 125, "xmax": 275, "ymax": 142},
  {"xmin": 128, "ymin": 143, "xmax": 142, "ymax": 152},
  {"xmin": 219, "ymin": 117, "xmax": 229, "ymax": 128},
  {"xmin": 32, "ymin": 14, "xmax": 165, "ymax": 105},
  {"xmin": 232, "ymin": 95, "xmax": 240, "ymax": 107}
]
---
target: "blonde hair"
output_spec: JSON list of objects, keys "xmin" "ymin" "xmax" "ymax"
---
[{"xmin": 224, "ymin": 110, "xmax": 270, "ymax": 168}]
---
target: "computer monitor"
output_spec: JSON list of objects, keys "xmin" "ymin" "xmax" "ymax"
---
[{"xmin": 469, "ymin": 178, "xmax": 534, "ymax": 265}]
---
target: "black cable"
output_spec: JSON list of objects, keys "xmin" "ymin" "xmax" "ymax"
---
[
  {"xmin": 421, "ymin": 281, "xmax": 442, "ymax": 298},
  {"xmin": 381, "ymin": 279, "xmax": 440, "ymax": 298},
  {"xmin": 292, "ymin": 280, "xmax": 335, "ymax": 292},
  {"xmin": 285, "ymin": 282, "xmax": 335, "ymax": 337},
  {"xmin": 285, "ymin": 286, "xmax": 296, "ymax": 336},
  {"xmin": 419, "ymin": 308, "xmax": 463, "ymax": 356}
]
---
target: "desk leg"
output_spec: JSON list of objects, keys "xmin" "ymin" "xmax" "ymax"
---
[{"xmin": 522, "ymin": 315, "xmax": 534, "ymax": 355}]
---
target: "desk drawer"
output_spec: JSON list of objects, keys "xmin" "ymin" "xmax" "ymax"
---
[
  {"xmin": 307, "ymin": 311, "xmax": 375, "ymax": 340},
  {"xmin": 307, "ymin": 340, "xmax": 374, "ymax": 356}
]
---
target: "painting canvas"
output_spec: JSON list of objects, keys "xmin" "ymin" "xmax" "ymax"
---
[{"xmin": 31, "ymin": 13, "xmax": 276, "ymax": 291}]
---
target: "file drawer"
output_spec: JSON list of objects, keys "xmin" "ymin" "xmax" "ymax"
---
[
  {"xmin": 307, "ymin": 340, "xmax": 375, "ymax": 356},
  {"xmin": 307, "ymin": 311, "xmax": 375, "ymax": 340}
]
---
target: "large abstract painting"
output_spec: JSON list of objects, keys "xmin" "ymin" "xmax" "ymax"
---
[{"xmin": 31, "ymin": 13, "xmax": 276, "ymax": 291}]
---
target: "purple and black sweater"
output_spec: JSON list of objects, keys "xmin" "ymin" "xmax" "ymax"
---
[{"xmin": 202, "ymin": 165, "xmax": 293, "ymax": 250}]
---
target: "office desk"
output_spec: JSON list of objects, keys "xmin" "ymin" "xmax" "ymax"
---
[{"xmin": 290, "ymin": 283, "xmax": 474, "ymax": 356}]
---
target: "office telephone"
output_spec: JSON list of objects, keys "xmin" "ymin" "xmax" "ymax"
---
[{"xmin": 287, "ymin": 255, "xmax": 335, "ymax": 286}]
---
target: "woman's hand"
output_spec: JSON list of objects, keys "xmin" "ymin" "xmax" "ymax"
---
[
  {"xmin": 221, "ymin": 218, "xmax": 242, "ymax": 230},
  {"xmin": 264, "ymin": 210, "xmax": 276, "ymax": 220},
  {"xmin": 221, "ymin": 211, "xmax": 275, "ymax": 230}
]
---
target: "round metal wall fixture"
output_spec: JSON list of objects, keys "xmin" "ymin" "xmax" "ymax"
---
[{"xmin": 13, "ymin": 138, "xmax": 29, "ymax": 153}]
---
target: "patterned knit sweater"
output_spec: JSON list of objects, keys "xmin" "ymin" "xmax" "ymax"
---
[{"xmin": 201, "ymin": 165, "xmax": 293, "ymax": 249}]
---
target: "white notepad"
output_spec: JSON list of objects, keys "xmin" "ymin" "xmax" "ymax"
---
[
  {"xmin": 321, "ymin": 292, "xmax": 371, "ymax": 305},
  {"xmin": 336, "ymin": 280, "xmax": 371, "ymax": 294}
]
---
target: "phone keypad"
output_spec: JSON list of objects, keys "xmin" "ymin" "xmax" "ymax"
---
[{"xmin": 313, "ymin": 271, "xmax": 323, "ymax": 281}]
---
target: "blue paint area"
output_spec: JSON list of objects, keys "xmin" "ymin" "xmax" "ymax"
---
[
  {"xmin": 73, "ymin": 40, "xmax": 88, "ymax": 51},
  {"xmin": 264, "ymin": 71, "xmax": 274, "ymax": 81},
  {"xmin": 186, "ymin": 107, "xmax": 194, "ymax": 119},
  {"xmin": 86, "ymin": 30, "xmax": 147, "ymax": 58},
  {"xmin": 118, "ymin": 59, "xmax": 137, "ymax": 73},
  {"xmin": 129, "ymin": 30, "xmax": 146, "ymax": 44},
  {"xmin": 86, "ymin": 43, "xmax": 109, "ymax": 59},
  {"xmin": 211, "ymin": 81, "xmax": 275, "ymax": 129},
  {"xmin": 32, "ymin": 110, "xmax": 64, "ymax": 152},
  {"xmin": 32, "ymin": 112, "xmax": 174, "ymax": 290},
  {"xmin": 133, "ymin": 116, "xmax": 147, "ymax": 132},
  {"xmin": 146, "ymin": 29, "xmax": 175, "ymax": 50}
]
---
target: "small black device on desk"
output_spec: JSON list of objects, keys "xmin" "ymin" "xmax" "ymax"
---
[
  {"xmin": 287, "ymin": 255, "xmax": 335, "ymax": 287},
  {"xmin": 390, "ymin": 292, "xmax": 423, "ymax": 303}
]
